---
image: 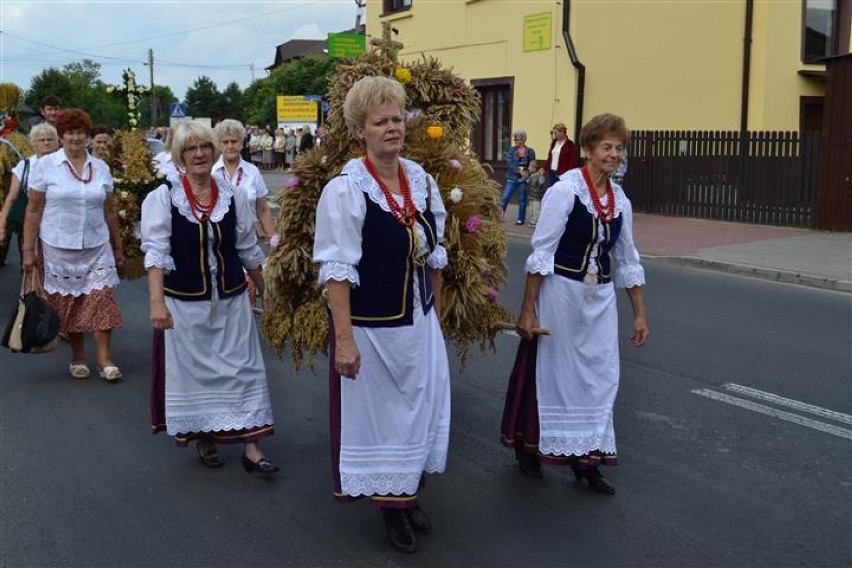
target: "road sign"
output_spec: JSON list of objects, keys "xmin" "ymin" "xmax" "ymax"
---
[
  {"xmin": 276, "ymin": 96, "xmax": 318, "ymax": 122},
  {"xmin": 169, "ymin": 102, "xmax": 187, "ymax": 118},
  {"xmin": 328, "ymin": 33, "xmax": 366, "ymax": 58}
]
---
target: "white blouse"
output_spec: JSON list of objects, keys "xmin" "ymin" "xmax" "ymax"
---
[
  {"xmin": 152, "ymin": 151, "xmax": 179, "ymax": 183},
  {"xmin": 313, "ymin": 158, "xmax": 448, "ymax": 286},
  {"xmin": 549, "ymin": 139, "xmax": 565, "ymax": 172},
  {"xmin": 140, "ymin": 178, "xmax": 265, "ymax": 274},
  {"xmin": 29, "ymin": 148, "xmax": 113, "ymax": 250},
  {"xmin": 211, "ymin": 157, "xmax": 269, "ymax": 202},
  {"xmin": 525, "ymin": 168, "xmax": 645, "ymax": 288},
  {"xmin": 11, "ymin": 155, "xmax": 38, "ymax": 181}
]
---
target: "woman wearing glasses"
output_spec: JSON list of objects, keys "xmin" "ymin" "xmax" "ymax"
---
[{"xmin": 141, "ymin": 121, "xmax": 278, "ymax": 474}]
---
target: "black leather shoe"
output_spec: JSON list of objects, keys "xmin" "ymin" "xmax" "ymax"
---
[
  {"xmin": 242, "ymin": 454, "xmax": 279, "ymax": 474},
  {"xmin": 573, "ymin": 465, "xmax": 615, "ymax": 495},
  {"xmin": 197, "ymin": 441, "xmax": 224, "ymax": 468},
  {"xmin": 382, "ymin": 508, "xmax": 417, "ymax": 553},
  {"xmin": 406, "ymin": 506, "xmax": 431, "ymax": 533},
  {"xmin": 516, "ymin": 448, "xmax": 543, "ymax": 478}
]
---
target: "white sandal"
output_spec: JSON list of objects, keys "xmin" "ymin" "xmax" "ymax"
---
[
  {"xmin": 68, "ymin": 363, "xmax": 91, "ymax": 379},
  {"xmin": 99, "ymin": 365, "xmax": 122, "ymax": 382}
]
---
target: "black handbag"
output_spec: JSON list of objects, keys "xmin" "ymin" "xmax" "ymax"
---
[{"xmin": 2, "ymin": 271, "xmax": 60, "ymax": 354}]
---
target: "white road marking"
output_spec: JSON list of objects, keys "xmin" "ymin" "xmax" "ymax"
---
[
  {"xmin": 691, "ymin": 389, "xmax": 852, "ymax": 440},
  {"xmin": 722, "ymin": 383, "xmax": 852, "ymax": 425}
]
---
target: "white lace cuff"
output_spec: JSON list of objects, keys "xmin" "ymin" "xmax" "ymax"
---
[
  {"xmin": 240, "ymin": 247, "xmax": 266, "ymax": 271},
  {"xmin": 614, "ymin": 263, "xmax": 645, "ymax": 288},
  {"xmin": 426, "ymin": 245, "xmax": 448, "ymax": 270},
  {"xmin": 525, "ymin": 251, "xmax": 554, "ymax": 275},
  {"xmin": 144, "ymin": 250, "xmax": 175, "ymax": 273},
  {"xmin": 318, "ymin": 261, "xmax": 359, "ymax": 285}
]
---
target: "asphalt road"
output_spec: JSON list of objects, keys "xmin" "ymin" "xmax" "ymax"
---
[{"xmin": 0, "ymin": 231, "xmax": 850, "ymax": 567}]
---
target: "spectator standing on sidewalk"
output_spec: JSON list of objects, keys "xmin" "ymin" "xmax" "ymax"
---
[
  {"xmin": 297, "ymin": 125, "xmax": 313, "ymax": 155},
  {"xmin": 525, "ymin": 160, "xmax": 545, "ymax": 227},
  {"xmin": 542, "ymin": 122, "xmax": 578, "ymax": 186},
  {"xmin": 500, "ymin": 129, "xmax": 536, "ymax": 225}
]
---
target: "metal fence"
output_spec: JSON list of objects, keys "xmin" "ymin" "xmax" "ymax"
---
[{"xmin": 626, "ymin": 130, "xmax": 821, "ymax": 228}]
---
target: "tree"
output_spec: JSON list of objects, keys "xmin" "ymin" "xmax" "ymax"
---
[
  {"xmin": 25, "ymin": 68, "xmax": 74, "ymax": 110},
  {"xmin": 185, "ymin": 76, "xmax": 221, "ymax": 119},
  {"xmin": 243, "ymin": 56, "xmax": 340, "ymax": 127},
  {"xmin": 140, "ymin": 85, "xmax": 178, "ymax": 128},
  {"xmin": 220, "ymin": 82, "xmax": 244, "ymax": 122},
  {"xmin": 63, "ymin": 59, "xmax": 101, "ymax": 86}
]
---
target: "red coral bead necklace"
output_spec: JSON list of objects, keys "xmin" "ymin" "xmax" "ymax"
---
[
  {"xmin": 581, "ymin": 166, "xmax": 615, "ymax": 223},
  {"xmin": 65, "ymin": 160, "xmax": 93, "ymax": 184},
  {"xmin": 363, "ymin": 155, "xmax": 416, "ymax": 227},
  {"xmin": 181, "ymin": 174, "xmax": 219, "ymax": 223}
]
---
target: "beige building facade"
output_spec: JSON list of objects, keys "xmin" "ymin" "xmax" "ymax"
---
[{"xmin": 369, "ymin": 0, "xmax": 851, "ymax": 176}]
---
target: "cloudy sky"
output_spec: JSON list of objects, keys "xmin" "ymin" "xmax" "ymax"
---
[{"xmin": 0, "ymin": 0, "xmax": 361, "ymax": 100}]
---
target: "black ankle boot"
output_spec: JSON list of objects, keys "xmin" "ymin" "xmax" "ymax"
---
[
  {"xmin": 406, "ymin": 505, "xmax": 431, "ymax": 533},
  {"xmin": 573, "ymin": 465, "xmax": 615, "ymax": 495},
  {"xmin": 382, "ymin": 508, "xmax": 417, "ymax": 553},
  {"xmin": 516, "ymin": 447, "xmax": 542, "ymax": 478}
]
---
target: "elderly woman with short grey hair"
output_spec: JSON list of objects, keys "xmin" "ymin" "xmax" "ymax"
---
[
  {"xmin": 0, "ymin": 122, "xmax": 59, "ymax": 264},
  {"xmin": 212, "ymin": 118, "xmax": 276, "ymax": 242},
  {"xmin": 141, "ymin": 120, "xmax": 278, "ymax": 474},
  {"xmin": 500, "ymin": 129, "xmax": 536, "ymax": 225},
  {"xmin": 313, "ymin": 75, "xmax": 450, "ymax": 553}
]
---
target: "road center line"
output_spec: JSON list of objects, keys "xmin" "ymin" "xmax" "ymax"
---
[
  {"xmin": 722, "ymin": 383, "xmax": 852, "ymax": 425},
  {"xmin": 691, "ymin": 389, "xmax": 852, "ymax": 440}
]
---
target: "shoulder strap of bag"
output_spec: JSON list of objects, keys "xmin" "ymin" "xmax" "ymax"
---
[{"xmin": 19, "ymin": 158, "xmax": 31, "ymax": 196}]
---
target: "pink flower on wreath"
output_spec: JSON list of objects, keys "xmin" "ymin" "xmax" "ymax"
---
[
  {"xmin": 486, "ymin": 287, "xmax": 500, "ymax": 302},
  {"xmin": 449, "ymin": 159, "xmax": 462, "ymax": 171},
  {"xmin": 464, "ymin": 215, "xmax": 481, "ymax": 233},
  {"xmin": 286, "ymin": 176, "xmax": 300, "ymax": 187}
]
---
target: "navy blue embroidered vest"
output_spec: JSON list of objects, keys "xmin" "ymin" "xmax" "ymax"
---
[
  {"xmin": 350, "ymin": 195, "xmax": 438, "ymax": 328},
  {"xmin": 553, "ymin": 194, "xmax": 622, "ymax": 284},
  {"xmin": 163, "ymin": 195, "xmax": 247, "ymax": 301}
]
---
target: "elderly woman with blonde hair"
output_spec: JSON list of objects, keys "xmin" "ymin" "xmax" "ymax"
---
[
  {"xmin": 313, "ymin": 75, "xmax": 450, "ymax": 553},
  {"xmin": 141, "ymin": 120, "xmax": 278, "ymax": 474}
]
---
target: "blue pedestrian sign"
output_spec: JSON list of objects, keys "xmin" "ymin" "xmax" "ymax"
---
[{"xmin": 170, "ymin": 102, "xmax": 187, "ymax": 118}]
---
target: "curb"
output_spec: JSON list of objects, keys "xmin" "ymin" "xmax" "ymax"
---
[{"xmin": 647, "ymin": 256, "xmax": 852, "ymax": 293}]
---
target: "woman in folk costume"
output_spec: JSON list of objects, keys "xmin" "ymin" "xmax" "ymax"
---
[
  {"xmin": 141, "ymin": 120, "xmax": 278, "ymax": 474},
  {"xmin": 313, "ymin": 76, "xmax": 450, "ymax": 554},
  {"xmin": 502, "ymin": 113, "xmax": 649, "ymax": 495}
]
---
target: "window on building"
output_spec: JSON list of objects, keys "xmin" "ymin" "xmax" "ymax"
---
[
  {"xmin": 383, "ymin": 0, "xmax": 412, "ymax": 15},
  {"xmin": 471, "ymin": 79, "xmax": 513, "ymax": 182},
  {"xmin": 802, "ymin": 0, "xmax": 851, "ymax": 62},
  {"xmin": 800, "ymin": 96, "xmax": 824, "ymax": 131}
]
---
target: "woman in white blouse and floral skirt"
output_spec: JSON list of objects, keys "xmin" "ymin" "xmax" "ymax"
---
[
  {"xmin": 22, "ymin": 109, "xmax": 124, "ymax": 381},
  {"xmin": 502, "ymin": 113, "xmax": 649, "ymax": 496}
]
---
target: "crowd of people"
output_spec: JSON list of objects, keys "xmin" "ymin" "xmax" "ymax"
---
[{"xmin": 1, "ymin": 90, "xmax": 648, "ymax": 555}]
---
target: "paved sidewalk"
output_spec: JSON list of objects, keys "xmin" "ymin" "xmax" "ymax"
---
[
  {"xmin": 265, "ymin": 171, "xmax": 850, "ymax": 293},
  {"xmin": 503, "ymin": 204, "xmax": 852, "ymax": 293}
]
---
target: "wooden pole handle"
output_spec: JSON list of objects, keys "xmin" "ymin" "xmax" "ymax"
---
[{"xmin": 494, "ymin": 322, "xmax": 550, "ymax": 336}]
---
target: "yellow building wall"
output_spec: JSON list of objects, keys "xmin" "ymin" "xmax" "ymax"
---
[
  {"xmin": 750, "ymin": 0, "xmax": 825, "ymax": 130},
  {"xmin": 368, "ymin": 0, "xmax": 826, "ymax": 141},
  {"xmin": 573, "ymin": 0, "xmax": 743, "ymax": 131}
]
